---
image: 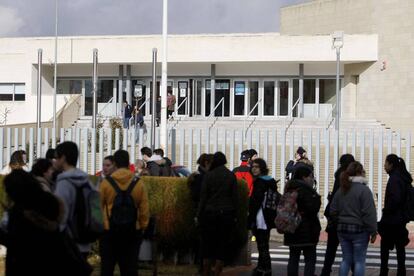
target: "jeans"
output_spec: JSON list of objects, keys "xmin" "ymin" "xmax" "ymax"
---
[
  {"xmin": 338, "ymin": 231, "xmax": 369, "ymax": 276},
  {"xmin": 135, "ymin": 126, "xmax": 141, "ymax": 143},
  {"xmin": 123, "ymin": 117, "xmax": 131, "ymax": 129},
  {"xmin": 253, "ymin": 229, "xmax": 271, "ymax": 271},
  {"xmin": 100, "ymin": 230, "xmax": 143, "ymax": 276},
  {"xmin": 287, "ymin": 246, "xmax": 316, "ymax": 276}
]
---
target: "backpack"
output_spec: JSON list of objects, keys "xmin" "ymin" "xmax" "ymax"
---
[
  {"xmin": 70, "ymin": 182, "xmax": 104, "ymax": 244},
  {"xmin": 404, "ymin": 183, "xmax": 414, "ymax": 221},
  {"xmin": 274, "ymin": 189, "xmax": 302, "ymax": 234},
  {"xmin": 106, "ymin": 176, "xmax": 139, "ymax": 233},
  {"xmin": 262, "ymin": 183, "xmax": 282, "ymax": 223}
]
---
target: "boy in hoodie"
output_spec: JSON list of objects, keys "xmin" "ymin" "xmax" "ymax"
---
[
  {"xmin": 99, "ymin": 150, "xmax": 149, "ymax": 276},
  {"xmin": 53, "ymin": 141, "xmax": 94, "ymax": 258},
  {"xmin": 141, "ymin": 147, "xmax": 162, "ymax": 176},
  {"xmin": 154, "ymin": 148, "xmax": 176, "ymax": 176}
]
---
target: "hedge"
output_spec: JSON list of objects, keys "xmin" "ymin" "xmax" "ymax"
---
[{"xmin": 0, "ymin": 175, "xmax": 249, "ymax": 258}]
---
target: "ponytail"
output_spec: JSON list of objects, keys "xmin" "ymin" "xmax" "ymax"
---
[
  {"xmin": 340, "ymin": 161, "xmax": 364, "ymax": 193},
  {"xmin": 386, "ymin": 154, "xmax": 413, "ymax": 184}
]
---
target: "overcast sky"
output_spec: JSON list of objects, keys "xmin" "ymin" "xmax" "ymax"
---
[{"xmin": 0, "ymin": 0, "xmax": 308, "ymax": 37}]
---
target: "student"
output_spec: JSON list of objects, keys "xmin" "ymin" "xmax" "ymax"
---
[
  {"xmin": 96, "ymin": 156, "xmax": 116, "ymax": 188},
  {"xmin": 31, "ymin": 158, "xmax": 55, "ymax": 192},
  {"xmin": 99, "ymin": 150, "xmax": 149, "ymax": 276},
  {"xmin": 330, "ymin": 162, "xmax": 377, "ymax": 276},
  {"xmin": 233, "ymin": 150, "xmax": 254, "ymax": 196},
  {"xmin": 153, "ymin": 148, "xmax": 175, "ymax": 176},
  {"xmin": 248, "ymin": 158, "xmax": 279, "ymax": 276},
  {"xmin": 197, "ymin": 152, "xmax": 238, "ymax": 276},
  {"xmin": 320, "ymin": 154, "xmax": 355, "ymax": 276},
  {"xmin": 379, "ymin": 154, "xmax": 411, "ymax": 276},
  {"xmin": 140, "ymin": 147, "xmax": 162, "ymax": 176},
  {"xmin": 53, "ymin": 141, "xmax": 95, "ymax": 258},
  {"xmin": 284, "ymin": 166, "xmax": 321, "ymax": 276},
  {"xmin": 122, "ymin": 101, "xmax": 133, "ymax": 129},
  {"xmin": 285, "ymin": 147, "xmax": 314, "ymax": 181},
  {"xmin": 1, "ymin": 150, "xmax": 29, "ymax": 174}
]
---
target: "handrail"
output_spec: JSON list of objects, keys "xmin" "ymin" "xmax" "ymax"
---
[
  {"xmin": 172, "ymin": 97, "xmax": 188, "ymax": 118},
  {"xmin": 243, "ymin": 98, "xmax": 262, "ymax": 138},
  {"xmin": 138, "ymin": 98, "xmax": 150, "ymax": 111},
  {"xmin": 205, "ymin": 97, "xmax": 225, "ymax": 129},
  {"xmin": 284, "ymin": 98, "xmax": 301, "ymax": 136},
  {"xmin": 97, "ymin": 97, "xmax": 114, "ymax": 116},
  {"xmin": 325, "ymin": 103, "xmax": 336, "ymax": 130}
]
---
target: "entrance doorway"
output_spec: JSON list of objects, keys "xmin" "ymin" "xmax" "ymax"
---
[
  {"xmin": 132, "ymin": 80, "xmax": 147, "ymax": 116},
  {"xmin": 84, "ymin": 80, "xmax": 114, "ymax": 116},
  {"xmin": 278, "ymin": 80, "xmax": 290, "ymax": 116},
  {"xmin": 213, "ymin": 80, "xmax": 230, "ymax": 117}
]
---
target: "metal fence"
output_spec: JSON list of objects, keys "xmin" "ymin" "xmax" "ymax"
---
[{"xmin": 0, "ymin": 126, "xmax": 411, "ymax": 217}]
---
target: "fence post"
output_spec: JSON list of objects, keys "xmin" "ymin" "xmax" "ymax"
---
[
  {"xmin": 387, "ymin": 129, "xmax": 392, "ymax": 155},
  {"xmin": 131, "ymin": 129, "xmax": 136, "ymax": 165},
  {"xmin": 213, "ymin": 129, "xmax": 218, "ymax": 153},
  {"xmin": 196, "ymin": 129, "xmax": 201, "ymax": 163},
  {"xmin": 280, "ymin": 129, "xmax": 286, "ymax": 191},
  {"xmin": 14, "ymin": 128, "xmax": 19, "ymax": 153},
  {"xmin": 369, "ymin": 129, "xmax": 374, "ymax": 191},
  {"xmin": 44, "ymin": 128, "xmax": 49, "ymax": 157},
  {"xmin": 188, "ymin": 129, "xmax": 193, "ymax": 171},
  {"xmin": 229, "ymin": 130, "xmax": 235, "ymax": 171},
  {"xmin": 378, "ymin": 131, "xmax": 384, "ymax": 218},
  {"xmin": 342, "ymin": 131, "xmax": 348, "ymax": 155},
  {"xmin": 52, "ymin": 127, "xmax": 56, "ymax": 148},
  {"xmin": 221, "ymin": 129, "xmax": 227, "ymax": 155},
  {"xmin": 83, "ymin": 128, "xmax": 88, "ymax": 173},
  {"xmin": 255, "ymin": 130, "xmax": 260, "ymax": 156},
  {"xmin": 6, "ymin": 128, "xmax": 11, "ymax": 164},
  {"xmin": 60, "ymin": 128, "xmax": 65, "ymax": 142},
  {"xmin": 0, "ymin": 128, "xmax": 3, "ymax": 168},
  {"xmin": 263, "ymin": 130, "xmax": 268, "ymax": 162},
  {"xmin": 396, "ymin": 131, "xmax": 401, "ymax": 157},
  {"xmin": 289, "ymin": 130, "xmax": 294, "ymax": 161},
  {"xmin": 307, "ymin": 129, "xmax": 312, "ymax": 160},
  {"xmin": 37, "ymin": 128, "xmax": 42, "ymax": 159},
  {"xmin": 360, "ymin": 130, "xmax": 365, "ymax": 167},
  {"xmin": 91, "ymin": 128, "xmax": 96, "ymax": 175},
  {"xmin": 271, "ymin": 129, "xmax": 277, "ymax": 179},
  {"xmin": 324, "ymin": 129, "xmax": 330, "ymax": 210},
  {"xmin": 171, "ymin": 129, "xmax": 176, "ymax": 164},
  {"xmin": 238, "ymin": 130, "xmax": 243, "ymax": 161},
  {"xmin": 21, "ymin": 128, "xmax": 26, "ymax": 151},
  {"xmin": 179, "ymin": 129, "xmax": 185, "ymax": 166},
  {"xmin": 333, "ymin": 130, "xmax": 339, "ymax": 173},
  {"xmin": 107, "ymin": 128, "xmax": 113, "ymax": 156},
  {"xmin": 247, "ymin": 129, "xmax": 252, "ymax": 150},
  {"xmin": 315, "ymin": 129, "xmax": 321, "ymax": 193},
  {"xmin": 99, "ymin": 128, "xmax": 104, "ymax": 171},
  {"xmin": 76, "ymin": 128, "xmax": 81, "ymax": 168},
  {"xmin": 29, "ymin": 128, "xmax": 34, "ymax": 168},
  {"xmin": 138, "ymin": 129, "xmax": 144, "ymax": 158},
  {"xmin": 351, "ymin": 130, "xmax": 356, "ymax": 156},
  {"xmin": 115, "ymin": 129, "xmax": 120, "ymax": 150},
  {"xmin": 204, "ymin": 128, "xmax": 210, "ymax": 154},
  {"xmin": 123, "ymin": 128, "xmax": 128, "ymax": 151}
]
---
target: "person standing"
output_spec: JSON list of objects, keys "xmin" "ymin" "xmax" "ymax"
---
[
  {"xmin": 284, "ymin": 166, "xmax": 321, "ymax": 276},
  {"xmin": 53, "ymin": 141, "xmax": 95, "ymax": 258},
  {"xmin": 233, "ymin": 150, "xmax": 254, "ymax": 196},
  {"xmin": 96, "ymin": 156, "xmax": 116, "ymax": 189},
  {"xmin": 379, "ymin": 154, "xmax": 411, "ymax": 276},
  {"xmin": 248, "ymin": 158, "xmax": 280, "ymax": 276},
  {"xmin": 31, "ymin": 158, "xmax": 55, "ymax": 192},
  {"xmin": 320, "ymin": 154, "xmax": 355, "ymax": 276},
  {"xmin": 285, "ymin": 147, "xmax": 314, "ymax": 181},
  {"xmin": 140, "ymin": 147, "xmax": 162, "ymax": 176},
  {"xmin": 330, "ymin": 161, "xmax": 377, "ymax": 276},
  {"xmin": 122, "ymin": 101, "xmax": 133, "ymax": 129},
  {"xmin": 197, "ymin": 152, "xmax": 238, "ymax": 276},
  {"xmin": 167, "ymin": 91, "xmax": 176, "ymax": 119},
  {"xmin": 99, "ymin": 150, "xmax": 149, "ymax": 276}
]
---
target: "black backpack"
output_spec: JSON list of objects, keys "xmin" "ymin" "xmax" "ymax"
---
[
  {"xmin": 70, "ymin": 182, "xmax": 104, "ymax": 244},
  {"xmin": 106, "ymin": 176, "xmax": 139, "ymax": 233}
]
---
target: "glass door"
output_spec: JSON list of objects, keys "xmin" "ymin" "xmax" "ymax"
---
[
  {"xmin": 149, "ymin": 80, "xmax": 173, "ymax": 116},
  {"xmin": 233, "ymin": 80, "xmax": 246, "ymax": 116},
  {"xmin": 177, "ymin": 80, "xmax": 189, "ymax": 116},
  {"xmin": 248, "ymin": 81, "xmax": 259, "ymax": 116},
  {"xmin": 263, "ymin": 80, "xmax": 276, "ymax": 116},
  {"xmin": 132, "ymin": 80, "xmax": 147, "ymax": 116},
  {"xmin": 214, "ymin": 80, "xmax": 230, "ymax": 117},
  {"xmin": 84, "ymin": 80, "xmax": 114, "ymax": 116},
  {"xmin": 278, "ymin": 80, "xmax": 290, "ymax": 116},
  {"xmin": 192, "ymin": 80, "xmax": 203, "ymax": 116}
]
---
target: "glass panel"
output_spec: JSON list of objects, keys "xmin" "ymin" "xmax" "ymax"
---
[
  {"xmin": 14, "ymin": 84, "xmax": 25, "ymax": 94},
  {"xmin": 249, "ymin": 81, "xmax": 259, "ymax": 116},
  {"xmin": 178, "ymin": 81, "xmax": 188, "ymax": 115},
  {"xmin": 214, "ymin": 80, "xmax": 230, "ymax": 117},
  {"xmin": 0, "ymin": 84, "xmax": 13, "ymax": 93},
  {"xmin": 195, "ymin": 80, "xmax": 202, "ymax": 116},
  {"xmin": 234, "ymin": 81, "xmax": 245, "ymax": 116},
  {"xmin": 304, "ymin": 79, "xmax": 316, "ymax": 104},
  {"xmin": 85, "ymin": 80, "xmax": 93, "ymax": 116},
  {"xmin": 293, "ymin": 80, "xmax": 299, "ymax": 117},
  {"xmin": 264, "ymin": 81, "xmax": 275, "ymax": 116},
  {"xmin": 132, "ymin": 80, "xmax": 146, "ymax": 116},
  {"xmin": 279, "ymin": 81, "xmax": 289, "ymax": 116},
  {"xmin": 205, "ymin": 80, "xmax": 211, "ymax": 116},
  {"xmin": 57, "ymin": 80, "xmax": 82, "ymax": 94},
  {"xmin": 97, "ymin": 80, "xmax": 113, "ymax": 103},
  {"xmin": 319, "ymin": 79, "xmax": 337, "ymax": 104}
]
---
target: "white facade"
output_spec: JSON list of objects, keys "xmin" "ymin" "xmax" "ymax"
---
[{"xmin": 0, "ymin": 33, "xmax": 377, "ymax": 126}]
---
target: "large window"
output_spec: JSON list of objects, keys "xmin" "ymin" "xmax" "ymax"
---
[
  {"xmin": 319, "ymin": 79, "xmax": 338, "ymax": 104},
  {"xmin": 0, "ymin": 83, "xmax": 25, "ymax": 101},
  {"xmin": 57, "ymin": 80, "xmax": 82, "ymax": 94}
]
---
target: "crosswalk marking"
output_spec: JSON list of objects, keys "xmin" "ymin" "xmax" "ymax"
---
[{"xmin": 251, "ymin": 245, "xmax": 414, "ymax": 270}]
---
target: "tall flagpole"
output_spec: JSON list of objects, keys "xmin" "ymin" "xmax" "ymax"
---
[
  {"xmin": 53, "ymin": 0, "xmax": 58, "ymax": 136},
  {"xmin": 160, "ymin": 0, "xmax": 168, "ymax": 151}
]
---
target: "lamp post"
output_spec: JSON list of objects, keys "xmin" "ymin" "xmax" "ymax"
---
[
  {"xmin": 52, "ymin": 0, "xmax": 58, "ymax": 140},
  {"xmin": 160, "ymin": 0, "xmax": 168, "ymax": 152},
  {"xmin": 332, "ymin": 31, "xmax": 344, "ymax": 132}
]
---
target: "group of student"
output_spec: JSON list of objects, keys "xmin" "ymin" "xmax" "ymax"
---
[{"xmin": 239, "ymin": 147, "xmax": 412, "ymax": 276}]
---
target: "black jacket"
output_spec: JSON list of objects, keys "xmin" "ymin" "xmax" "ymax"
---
[
  {"xmin": 197, "ymin": 165, "xmax": 238, "ymax": 218},
  {"xmin": 285, "ymin": 159, "xmax": 314, "ymax": 179},
  {"xmin": 248, "ymin": 176, "xmax": 279, "ymax": 229},
  {"xmin": 324, "ymin": 166, "xmax": 345, "ymax": 220},
  {"xmin": 284, "ymin": 179, "xmax": 321, "ymax": 247},
  {"xmin": 381, "ymin": 170, "xmax": 410, "ymax": 225},
  {"xmin": 188, "ymin": 166, "xmax": 208, "ymax": 209},
  {"xmin": 146, "ymin": 161, "xmax": 162, "ymax": 176}
]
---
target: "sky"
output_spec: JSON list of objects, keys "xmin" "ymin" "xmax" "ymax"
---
[{"xmin": 0, "ymin": 0, "xmax": 308, "ymax": 37}]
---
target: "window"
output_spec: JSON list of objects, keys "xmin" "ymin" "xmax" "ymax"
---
[
  {"xmin": 319, "ymin": 79, "xmax": 340, "ymax": 104},
  {"xmin": 0, "ymin": 83, "xmax": 26, "ymax": 101},
  {"xmin": 57, "ymin": 80, "xmax": 82, "ymax": 94}
]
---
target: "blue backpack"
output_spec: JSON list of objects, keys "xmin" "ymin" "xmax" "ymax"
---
[{"xmin": 106, "ymin": 176, "xmax": 139, "ymax": 233}]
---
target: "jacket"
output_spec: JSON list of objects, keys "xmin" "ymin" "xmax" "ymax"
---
[
  {"xmin": 330, "ymin": 176, "xmax": 377, "ymax": 234},
  {"xmin": 123, "ymin": 104, "xmax": 132, "ymax": 118},
  {"xmin": 34, "ymin": 176, "xmax": 52, "ymax": 192},
  {"xmin": 381, "ymin": 170, "xmax": 410, "ymax": 225},
  {"xmin": 285, "ymin": 158, "xmax": 314, "ymax": 179},
  {"xmin": 233, "ymin": 162, "xmax": 254, "ymax": 196},
  {"xmin": 2, "ymin": 192, "xmax": 91, "ymax": 276},
  {"xmin": 248, "ymin": 175, "xmax": 278, "ymax": 229},
  {"xmin": 284, "ymin": 179, "xmax": 321, "ymax": 247},
  {"xmin": 197, "ymin": 165, "xmax": 238, "ymax": 218},
  {"xmin": 188, "ymin": 166, "xmax": 208, "ymax": 208},
  {"xmin": 324, "ymin": 166, "xmax": 346, "ymax": 220},
  {"xmin": 100, "ymin": 168, "xmax": 149, "ymax": 231},
  {"xmin": 167, "ymin": 95, "xmax": 176, "ymax": 111},
  {"xmin": 54, "ymin": 168, "xmax": 93, "ymax": 253}
]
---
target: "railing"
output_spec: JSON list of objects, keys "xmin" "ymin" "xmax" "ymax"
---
[
  {"xmin": 97, "ymin": 97, "xmax": 114, "ymax": 116},
  {"xmin": 172, "ymin": 97, "xmax": 188, "ymax": 118},
  {"xmin": 205, "ymin": 97, "xmax": 225, "ymax": 129},
  {"xmin": 243, "ymin": 98, "xmax": 262, "ymax": 139},
  {"xmin": 284, "ymin": 98, "xmax": 301, "ymax": 134},
  {"xmin": 325, "ymin": 104, "xmax": 336, "ymax": 130}
]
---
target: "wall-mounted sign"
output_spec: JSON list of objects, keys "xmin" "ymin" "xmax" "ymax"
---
[
  {"xmin": 180, "ymin": 88, "xmax": 187, "ymax": 97},
  {"xmin": 235, "ymin": 82, "xmax": 245, "ymax": 96},
  {"xmin": 134, "ymin": 85, "xmax": 143, "ymax": 98}
]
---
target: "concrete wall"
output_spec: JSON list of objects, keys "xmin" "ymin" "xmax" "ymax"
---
[{"xmin": 281, "ymin": 0, "xmax": 414, "ymax": 130}]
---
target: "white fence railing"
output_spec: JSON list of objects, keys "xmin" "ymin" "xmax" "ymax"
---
[{"xmin": 0, "ymin": 126, "xmax": 412, "ymax": 217}]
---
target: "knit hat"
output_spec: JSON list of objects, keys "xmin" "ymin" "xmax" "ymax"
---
[{"xmin": 240, "ymin": 150, "xmax": 250, "ymax": 161}]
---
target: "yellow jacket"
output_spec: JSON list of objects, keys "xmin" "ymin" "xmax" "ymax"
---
[{"xmin": 100, "ymin": 168, "xmax": 149, "ymax": 231}]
